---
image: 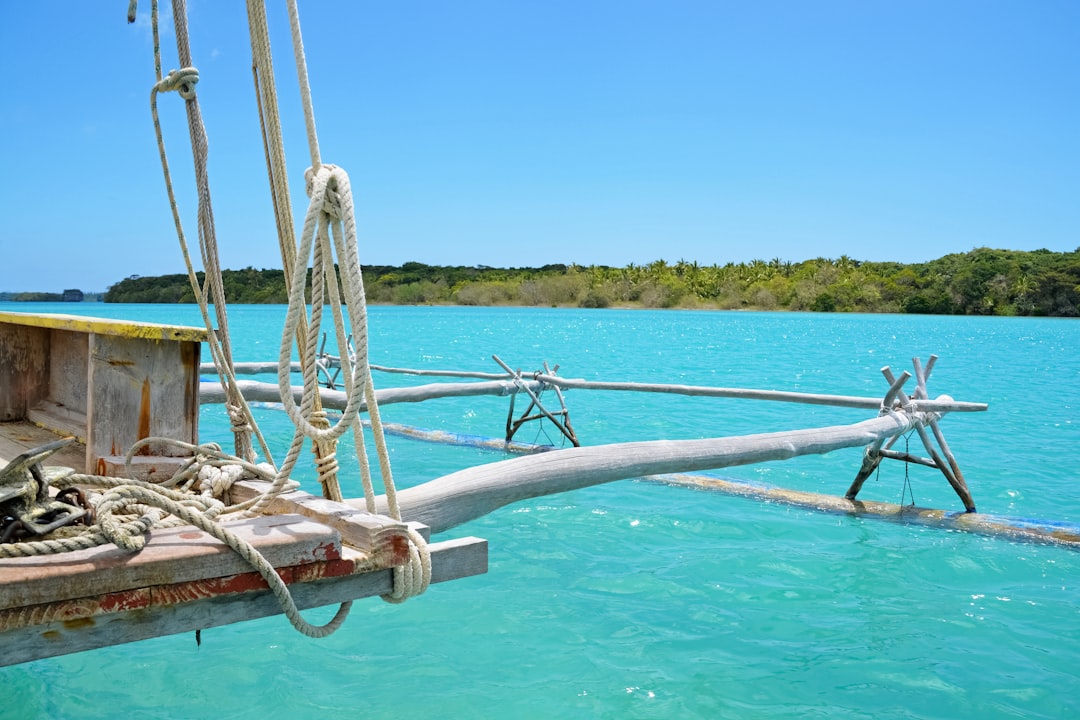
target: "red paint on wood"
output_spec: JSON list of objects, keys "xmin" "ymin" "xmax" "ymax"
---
[
  {"xmin": 312, "ymin": 541, "xmax": 341, "ymax": 562},
  {"xmin": 291, "ymin": 557, "xmax": 358, "ymax": 584},
  {"xmin": 97, "ymin": 589, "xmax": 153, "ymax": 614},
  {"xmin": 388, "ymin": 534, "xmax": 410, "ymax": 566}
]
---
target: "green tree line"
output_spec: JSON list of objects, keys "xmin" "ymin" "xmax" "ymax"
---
[{"xmin": 102, "ymin": 248, "xmax": 1080, "ymax": 317}]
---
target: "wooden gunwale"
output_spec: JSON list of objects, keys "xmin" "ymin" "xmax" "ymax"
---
[{"xmin": 0, "ymin": 311, "xmax": 208, "ymax": 343}]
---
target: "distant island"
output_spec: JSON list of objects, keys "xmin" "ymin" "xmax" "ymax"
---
[
  {"xmin": 14, "ymin": 247, "xmax": 1078, "ymax": 316},
  {"xmin": 0, "ymin": 289, "xmax": 103, "ymax": 303}
]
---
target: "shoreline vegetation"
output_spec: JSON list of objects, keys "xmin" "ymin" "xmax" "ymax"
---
[{"xmin": 17, "ymin": 247, "xmax": 1080, "ymax": 317}]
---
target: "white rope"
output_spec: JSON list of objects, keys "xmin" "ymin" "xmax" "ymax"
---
[
  {"xmin": 266, "ymin": 0, "xmax": 429, "ymax": 601},
  {"xmin": 94, "ymin": 484, "xmax": 350, "ymax": 638},
  {"xmin": 147, "ymin": 0, "xmax": 273, "ymax": 467},
  {"xmin": 136, "ymin": 1, "xmax": 431, "ymax": 618}
]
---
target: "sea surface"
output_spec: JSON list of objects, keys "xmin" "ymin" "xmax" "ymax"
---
[{"xmin": 2, "ymin": 303, "xmax": 1079, "ymax": 719}]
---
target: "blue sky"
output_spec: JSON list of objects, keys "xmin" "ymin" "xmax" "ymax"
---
[{"xmin": 1, "ymin": 1, "xmax": 1078, "ymax": 293}]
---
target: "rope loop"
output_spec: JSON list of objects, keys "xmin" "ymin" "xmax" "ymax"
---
[
  {"xmin": 382, "ymin": 527, "xmax": 432, "ymax": 604},
  {"xmin": 156, "ymin": 66, "xmax": 200, "ymax": 100}
]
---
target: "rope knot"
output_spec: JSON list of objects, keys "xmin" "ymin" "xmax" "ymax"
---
[
  {"xmin": 198, "ymin": 464, "xmax": 247, "ymax": 500},
  {"xmin": 226, "ymin": 402, "xmax": 252, "ymax": 433},
  {"xmin": 156, "ymin": 67, "xmax": 200, "ymax": 100},
  {"xmin": 304, "ymin": 164, "xmax": 343, "ymax": 219}
]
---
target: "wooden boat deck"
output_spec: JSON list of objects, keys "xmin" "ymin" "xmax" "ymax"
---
[
  {"xmin": 0, "ymin": 430, "xmax": 488, "ymax": 666},
  {"xmin": 0, "ymin": 420, "xmax": 86, "ymax": 470}
]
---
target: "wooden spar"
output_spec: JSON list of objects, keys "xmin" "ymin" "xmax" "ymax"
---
[
  {"xmin": 200, "ymin": 378, "xmax": 541, "ymax": 410},
  {"xmin": 209, "ymin": 360, "xmax": 984, "ymax": 412},
  {"xmin": 200, "ymin": 377, "xmax": 988, "ymax": 415},
  {"xmin": 530, "ymin": 374, "xmax": 987, "ymax": 413},
  {"xmin": 351, "ymin": 410, "xmax": 935, "ymax": 534},
  {"xmin": 204, "ymin": 361, "xmax": 302, "ymax": 375},
  {"xmin": 371, "ymin": 365, "xmax": 513, "ymax": 381},
  {"xmin": 205, "ymin": 361, "xmax": 515, "ymax": 381}
]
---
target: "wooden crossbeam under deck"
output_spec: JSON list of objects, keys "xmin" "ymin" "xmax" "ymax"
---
[{"xmin": 0, "ymin": 496, "xmax": 487, "ymax": 666}]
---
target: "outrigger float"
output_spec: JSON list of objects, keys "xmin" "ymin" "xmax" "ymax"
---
[{"xmin": 3, "ymin": 0, "xmax": 1078, "ymax": 669}]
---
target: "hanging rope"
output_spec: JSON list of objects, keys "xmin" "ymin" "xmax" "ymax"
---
[
  {"xmin": 124, "ymin": 0, "xmax": 431, "ymax": 621},
  {"xmin": 244, "ymin": 0, "xmax": 428, "ymax": 601},
  {"xmin": 147, "ymin": 0, "xmax": 272, "ymax": 467}
]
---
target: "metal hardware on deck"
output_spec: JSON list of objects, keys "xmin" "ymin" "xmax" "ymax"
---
[{"xmin": 0, "ymin": 437, "xmax": 87, "ymax": 540}]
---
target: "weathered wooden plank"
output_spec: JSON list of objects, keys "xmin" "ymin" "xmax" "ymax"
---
[
  {"xmin": 86, "ymin": 332, "xmax": 200, "ymax": 469},
  {"xmin": 0, "ymin": 535, "xmax": 487, "ymax": 666},
  {"xmin": 94, "ymin": 455, "xmax": 193, "ymax": 482},
  {"xmin": 0, "ymin": 322, "xmax": 49, "ymax": 422},
  {"xmin": 25, "ymin": 401, "xmax": 87, "ymax": 443},
  {"xmin": 46, "ymin": 329, "xmax": 89, "ymax": 417},
  {"xmin": 0, "ymin": 311, "xmax": 207, "ymax": 343},
  {"xmin": 230, "ymin": 480, "xmax": 412, "ymax": 559},
  {"xmin": 355, "ymin": 412, "xmax": 937, "ymax": 533},
  {"xmin": 0, "ymin": 514, "xmax": 341, "ymax": 611},
  {"xmin": 0, "ymin": 422, "xmax": 85, "ymax": 470}
]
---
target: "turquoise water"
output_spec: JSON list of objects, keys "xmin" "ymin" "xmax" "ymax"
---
[{"xmin": 3, "ymin": 303, "xmax": 1079, "ymax": 719}]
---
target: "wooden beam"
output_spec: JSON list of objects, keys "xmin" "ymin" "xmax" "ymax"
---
[
  {"xmin": 0, "ymin": 422, "xmax": 85, "ymax": 470},
  {"xmin": 0, "ymin": 514, "xmax": 344, "ymax": 612},
  {"xmin": 229, "ymin": 480, "xmax": 411, "ymax": 556},
  {"xmin": 0, "ymin": 311, "xmax": 207, "ymax": 343},
  {"xmin": 0, "ymin": 535, "xmax": 486, "ymax": 666},
  {"xmin": 201, "ymin": 378, "xmax": 544, "ymax": 410},
  {"xmin": 353, "ymin": 411, "xmax": 940, "ymax": 533}
]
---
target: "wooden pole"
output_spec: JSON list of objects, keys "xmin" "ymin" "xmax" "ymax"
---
[
  {"xmin": 881, "ymin": 366, "xmax": 976, "ymax": 512},
  {"xmin": 844, "ymin": 439, "xmax": 885, "ymax": 499},
  {"xmin": 353, "ymin": 411, "xmax": 929, "ymax": 534},
  {"xmin": 492, "ymin": 356, "xmax": 579, "ymax": 447},
  {"xmin": 203, "ymin": 367, "xmax": 988, "ymax": 414},
  {"xmin": 531, "ymin": 374, "xmax": 986, "ymax": 413}
]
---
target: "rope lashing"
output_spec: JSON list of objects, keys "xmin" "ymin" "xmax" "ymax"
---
[{"xmin": 155, "ymin": 66, "xmax": 200, "ymax": 99}]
